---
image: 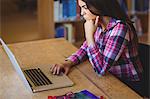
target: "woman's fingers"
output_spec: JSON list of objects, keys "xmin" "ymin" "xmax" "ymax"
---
[
  {"xmin": 50, "ymin": 64, "xmax": 70, "ymax": 75},
  {"xmin": 50, "ymin": 64, "xmax": 62, "ymax": 75},
  {"xmin": 50, "ymin": 64, "xmax": 56, "ymax": 72},
  {"xmin": 53, "ymin": 66, "xmax": 57, "ymax": 74},
  {"xmin": 56, "ymin": 66, "xmax": 60, "ymax": 75}
]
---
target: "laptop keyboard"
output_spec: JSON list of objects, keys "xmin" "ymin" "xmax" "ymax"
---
[{"xmin": 24, "ymin": 68, "xmax": 52, "ymax": 86}]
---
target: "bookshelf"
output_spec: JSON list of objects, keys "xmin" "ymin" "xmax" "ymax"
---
[
  {"xmin": 119, "ymin": 0, "xmax": 150, "ymax": 45},
  {"xmin": 120, "ymin": 0, "xmax": 150, "ymax": 36},
  {"xmin": 0, "ymin": 0, "xmax": 149, "ymax": 45},
  {"xmin": 52, "ymin": 0, "xmax": 150, "ymax": 46},
  {"xmin": 53, "ymin": 0, "xmax": 85, "ymax": 44},
  {"xmin": 55, "ymin": 19, "xmax": 85, "ymax": 43}
]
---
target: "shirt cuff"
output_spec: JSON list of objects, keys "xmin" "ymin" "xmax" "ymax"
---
[{"xmin": 66, "ymin": 55, "xmax": 80, "ymax": 64}]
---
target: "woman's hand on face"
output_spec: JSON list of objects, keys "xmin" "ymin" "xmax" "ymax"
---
[
  {"xmin": 50, "ymin": 62, "xmax": 72, "ymax": 75},
  {"xmin": 84, "ymin": 16, "xmax": 99, "ymax": 39}
]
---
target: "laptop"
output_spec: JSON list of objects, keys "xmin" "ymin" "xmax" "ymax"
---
[{"xmin": 0, "ymin": 38, "xmax": 74, "ymax": 93}]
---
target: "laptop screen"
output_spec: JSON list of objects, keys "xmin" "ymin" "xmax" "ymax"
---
[{"xmin": 0, "ymin": 38, "xmax": 32, "ymax": 92}]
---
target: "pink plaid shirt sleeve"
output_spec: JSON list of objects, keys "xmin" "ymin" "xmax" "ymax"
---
[
  {"xmin": 67, "ymin": 41, "xmax": 88, "ymax": 64},
  {"xmin": 87, "ymin": 23, "xmax": 128, "ymax": 76}
]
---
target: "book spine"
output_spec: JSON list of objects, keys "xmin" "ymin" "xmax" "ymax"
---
[
  {"xmin": 68, "ymin": 0, "xmax": 77, "ymax": 20},
  {"xmin": 143, "ymin": 0, "xmax": 149, "ymax": 11},
  {"xmin": 131, "ymin": 0, "xmax": 135, "ymax": 14},
  {"xmin": 54, "ymin": 0, "xmax": 59, "ymax": 21},
  {"xmin": 64, "ymin": 24, "xmax": 75, "ymax": 43},
  {"xmin": 59, "ymin": 0, "xmax": 63, "ymax": 21},
  {"xmin": 126, "ymin": 0, "xmax": 132, "ymax": 12},
  {"xmin": 55, "ymin": 26, "xmax": 66, "ymax": 38},
  {"xmin": 62, "ymin": 0, "xmax": 69, "ymax": 20},
  {"xmin": 119, "ymin": 0, "xmax": 128, "ymax": 14}
]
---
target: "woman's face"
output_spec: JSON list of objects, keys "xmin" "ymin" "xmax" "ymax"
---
[{"xmin": 78, "ymin": 0, "xmax": 97, "ymax": 20}]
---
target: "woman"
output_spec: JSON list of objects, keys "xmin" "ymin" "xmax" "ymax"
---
[{"xmin": 50, "ymin": 0, "xmax": 144, "ymax": 97}]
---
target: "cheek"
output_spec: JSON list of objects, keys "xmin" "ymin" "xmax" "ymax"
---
[
  {"xmin": 84, "ymin": 10, "xmax": 97, "ymax": 20},
  {"xmin": 84, "ymin": 14, "xmax": 96, "ymax": 20}
]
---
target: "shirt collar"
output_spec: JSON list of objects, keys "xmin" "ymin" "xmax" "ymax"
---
[{"xmin": 106, "ymin": 18, "xmax": 122, "ymax": 31}]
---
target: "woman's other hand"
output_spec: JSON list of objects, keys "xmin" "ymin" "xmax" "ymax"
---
[{"xmin": 84, "ymin": 16, "xmax": 99, "ymax": 45}]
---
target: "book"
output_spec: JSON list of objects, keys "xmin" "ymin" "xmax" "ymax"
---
[
  {"xmin": 64, "ymin": 24, "xmax": 75, "ymax": 43},
  {"xmin": 131, "ymin": 0, "xmax": 135, "ymax": 14},
  {"xmin": 131, "ymin": 15, "xmax": 143, "ymax": 36},
  {"xmin": 126, "ymin": 0, "xmax": 132, "ymax": 12},
  {"xmin": 54, "ymin": 0, "xmax": 60, "ymax": 21},
  {"xmin": 59, "ymin": 0, "xmax": 63, "ymax": 21},
  {"xmin": 48, "ymin": 90, "xmax": 103, "ymax": 99},
  {"xmin": 62, "ymin": 0, "xmax": 69, "ymax": 20},
  {"xmin": 55, "ymin": 0, "xmax": 79, "ymax": 21},
  {"xmin": 135, "ymin": 0, "xmax": 149, "ymax": 12},
  {"xmin": 68, "ymin": 0, "xmax": 77, "ymax": 20},
  {"xmin": 55, "ymin": 26, "xmax": 67, "ymax": 38}
]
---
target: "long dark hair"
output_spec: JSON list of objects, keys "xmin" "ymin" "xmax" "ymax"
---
[
  {"xmin": 82, "ymin": 0, "xmax": 128, "ymax": 21},
  {"xmin": 81, "ymin": 0, "xmax": 138, "ymax": 43}
]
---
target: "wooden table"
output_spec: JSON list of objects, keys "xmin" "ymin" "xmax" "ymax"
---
[{"xmin": 0, "ymin": 38, "xmax": 142, "ymax": 99}]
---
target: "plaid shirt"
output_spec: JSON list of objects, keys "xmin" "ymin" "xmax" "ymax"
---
[{"xmin": 67, "ymin": 18, "xmax": 143, "ymax": 81}]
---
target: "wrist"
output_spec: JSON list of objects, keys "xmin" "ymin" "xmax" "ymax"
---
[
  {"xmin": 86, "ymin": 37, "xmax": 95, "ymax": 46},
  {"xmin": 64, "ymin": 59, "xmax": 76, "ymax": 67}
]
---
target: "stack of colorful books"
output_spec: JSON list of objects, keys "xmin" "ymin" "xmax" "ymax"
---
[{"xmin": 48, "ymin": 90, "xmax": 104, "ymax": 99}]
